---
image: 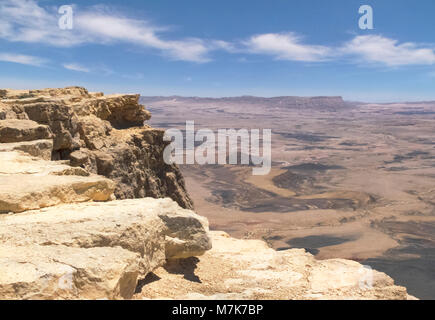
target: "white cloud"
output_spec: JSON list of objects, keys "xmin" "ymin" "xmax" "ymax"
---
[
  {"xmin": 0, "ymin": 0, "xmax": 215, "ymax": 62},
  {"xmin": 0, "ymin": 0, "xmax": 82, "ymax": 46},
  {"xmin": 74, "ymin": 12, "xmax": 212, "ymax": 62},
  {"xmin": 241, "ymin": 33, "xmax": 435, "ymax": 67},
  {"xmin": 341, "ymin": 35, "xmax": 435, "ymax": 66},
  {"xmin": 0, "ymin": 52, "xmax": 46, "ymax": 66},
  {"xmin": 2, "ymin": 1, "xmax": 435, "ymax": 68},
  {"xmin": 244, "ymin": 33, "xmax": 332, "ymax": 62},
  {"xmin": 63, "ymin": 63, "xmax": 90, "ymax": 72}
]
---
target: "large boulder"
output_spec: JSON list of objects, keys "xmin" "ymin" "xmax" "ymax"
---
[
  {"xmin": 0, "ymin": 198, "xmax": 212, "ymax": 299},
  {"xmin": 158, "ymin": 209, "xmax": 212, "ymax": 259},
  {"xmin": 0, "ymin": 198, "xmax": 211, "ymax": 266},
  {"xmin": 0, "ymin": 139, "xmax": 53, "ymax": 160},
  {"xmin": 0, "ymin": 174, "xmax": 115, "ymax": 213},
  {"xmin": 0, "ymin": 245, "xmax": 139, "ymax": 300},
  {"xmin": 75, "ymin": 94, "xmax": 151, "ymax": 128},
  {"xmin": 0, "ymin": 119, "xmax": 52, "ymax": 143}
]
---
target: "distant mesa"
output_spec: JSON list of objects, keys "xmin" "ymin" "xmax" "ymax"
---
[{"xmin": 141, "ymin": 95, "xmax": 349, "ymax": 110}]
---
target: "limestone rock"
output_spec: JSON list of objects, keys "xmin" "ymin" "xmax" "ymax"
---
[
  {"xmin": 158, "ymin": 208, "xmax": 212, "ymax": 259},
  {"xmin": 136, "ymin": 231, "xmax": 410, "ymax": 300},
  {"xmin": 77, "ymin": 116, "xmax": 112, "ymax": 150},
  {"xmin": 0, "ymin": 139, "xmax": 53, "ymax": 160},
  {"xmin": 0, "ymin": 119, "xmax": 52, "ymax": 143},
  {"xmin": 0, "ymin": 198, "xmax": 210, "ymax": 270},
  {"xmin": 21, "ymin": 101, "xmax": 80, "ymax": 151},
  {"xmin": 69, "ymin": 149, "xmax": 90, "ymax": 167},
  {"xmin": 76, "ymin": 94, "xmax": 151, "ymax": 128},
  {"xmin": 0, "ymin": 199, "xmax": 165, "ymax": 272},
  {"xmin": 79, "ymin": 128, "xmax": 194, "ymax": 209},
  {"xmin": 0, "ymin": 174, "xmax": 115, "ymax": 213},
  {"xmin": 0, "ymin": 198, "xmax": 211, "ymax": 299},
  {"xmin": 0, "ymin": 151, "xmax": 115, "ymax": 213},
  {"xmin": 0, "ymin": 104, "xmax": 29, "ymax": 120},
  {"xmin": 0, "ymin": 244, "xmax": 140, "ymax": 300},
  {"xmin": 0, "ymin": 87, "xmax": 193, "ymax": 209},
  {"xmin": 0, "ymin": 151, "xmax": 82, "ymax": 175}
]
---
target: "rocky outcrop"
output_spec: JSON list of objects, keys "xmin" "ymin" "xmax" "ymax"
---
[
  {"xmin": 0, "ymin": 139, "xmax": 53, "ymax": 160},
  {"xmin": 0, "ymin": 245, "xmax": 140, "ymax": 300},
  {"xmin": 0, "ymin": 119, "xmax": 52, "ymax": 143},
  {"xmin": 0, "ymin": 87, "xmax": 192, "ymax": 209},
  {"xmin": 0, "ymin": 147, "xmax": 210, "ymax": 299},
  {"xmin": 0, "ymin": 198, "xmax": 210, "ymax": 299},
  {"xmin": 0, "ymin": 151, "xmax": 115, "ymax": 213},
  {"xmin": 159, "ymin": 210, "xmax": 211, "ymax": 259},
  {"xmin": 0, "ymin": 198, "xmax": 211, "ymax": 273},
  {"xmin": 136, "ymin": 231, "xmax": 412, "ymax": 300}
]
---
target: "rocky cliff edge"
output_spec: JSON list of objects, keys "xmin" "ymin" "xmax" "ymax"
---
[{"xmin": 0, "ymin": 87, "xmax": 413, "ymax": 300}]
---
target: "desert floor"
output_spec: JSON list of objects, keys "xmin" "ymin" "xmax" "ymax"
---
[{"xmin": 144, "ymin": 97, "xmax": 435, "ymax": 299}]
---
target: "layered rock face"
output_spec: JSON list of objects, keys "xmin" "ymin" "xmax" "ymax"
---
[
  {"xmin": 0, "ymin": 87, "xmax": 412, "ymax": 300},
  {"xmin": 0, "ymin": 132, "xmax": 210, "ymax": 298},
  {"xmin": 0, "ymin": 87, "xmax": 193, "ymax": 209}
]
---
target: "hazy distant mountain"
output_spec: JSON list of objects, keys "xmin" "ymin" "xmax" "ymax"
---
[{"xmin": 140, "ymin": 95, "xmax": 349, "ymax": 110}]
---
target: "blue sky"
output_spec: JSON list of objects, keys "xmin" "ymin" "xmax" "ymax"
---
[{"xmin": 1, "ymin": 0, "xmax": 435, "ymax": 102}]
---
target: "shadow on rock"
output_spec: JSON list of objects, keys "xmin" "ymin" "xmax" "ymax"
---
[{"xmin": 164, "ymin": 257, "xmax": 201, "ymax": 283}]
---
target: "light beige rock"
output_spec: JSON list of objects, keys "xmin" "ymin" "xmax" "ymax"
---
[
  {"xmin": 0, "ymin": 199, "xmax": 166, "ymax": 274},
  {"xmin": 0, "ymin": 139, "xmax": 53, "ymax": 160},
  {"xmin": 158, "ymin": 209, "xmax": 212, "ymax": 259},
  {"xmin": 136, "ymin": 231, "xmax": 410, "ymax": 300},
  {"xmin": 0, "ymin": 119, "xmax": 52, "ymax": 143},
  {"xmin": 69, "ymin": 149, "xmax": 90, "ymax": 167},
  {"xmin": 0, "ymin": 150, "xmax": 114, "ymax": 213},
  {"xmin": 75, "ymin": 94, "xmax": 151, "ymax": 127},
  {"xmin": 0, "ymin": 198, "xmax": 210, "ymax": 272},
  {"xmin": 0, "ymin": 198, "xmax": 212, "ymax": 299},
  {"xmin": 0, "ymin": 244, "xmax": 139, "ymax": 300},
  {"xmin": 77, "ymin": 115, "xmax": 112, "ymax": 150},
  {"xmin": 0, "ymin": 173, "xmax": 115, "ymax": 213},
  {"xmin": 0, "ymin": 87, "xmax": 193, "ymax": 209},
  {"xmin": 0, "ymin": 151, "xmax": 82, "ymax": 175},
  {"xmin": 0, "ymin": 103, "xmax": 29, "ymax": 120}
]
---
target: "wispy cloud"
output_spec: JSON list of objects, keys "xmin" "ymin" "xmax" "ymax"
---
[
  {"xmin": 0, "ymin": 0, "xmax": 80, "ymax": 46},
  {"xmin": 0, "ymin": 0, "xmax": 217, "ymax": 62},
  {"xmin": 63, "ymin": 63, "xmax": 90, "ymax": 72},
  {"xmin": 341, "ymin": 35, "xmax": 435, "ymax": 66},
  {"xmin": 243, "ymin": 32, "xmax": 332, "ymax": 62},
  {"xmin": 75, "ymin": 11, "xmax": 212, "ymax": 62},
  {"xmin": 0, "ymin": 52, "xmax": 47, "ymax": 66},
  {"xmin": 1, "ymin": 1, "xmax": 435, "ymax": 68},
  {"xmin": 242, "ymin": 33, "xmax": 435, "ymax": 66}
]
